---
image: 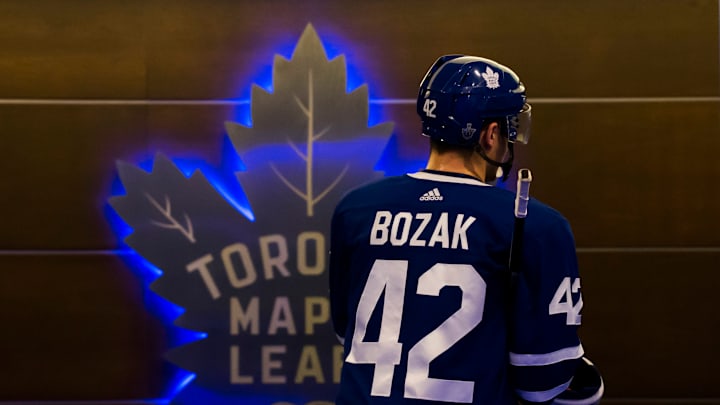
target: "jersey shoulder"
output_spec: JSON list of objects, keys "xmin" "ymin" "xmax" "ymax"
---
[
  {"xmin": 334, "ymin": 175, "xmax": 415, "ymax": 212},
  {"xmin": 526, "ymin": 197, "xmax": 573, "ymax": 233},
  {"xmin": 523, "ymin": 198, "xmax": 578, "ymax": 261}
]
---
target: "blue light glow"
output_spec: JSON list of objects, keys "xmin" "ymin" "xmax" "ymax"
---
[
  {"xmin": 166, "ymin": 385, "xmax": 311, "ymax": 405},
  {"xmin": 228, "ymin": 24, "xmax": 378, "ymax": 128},
  {"xmin": 169, "ymin": 139, "xmax": 255, "ymax": 222},
  {"xmin": 166, "ymin": 372, "xmax": 197, "ymax": 400},
  {"xmin": 374, "ymin": 134, "xmax": 427, "ymax": 176},
  {"xmin": 106, "ymin": 147, "xmax": 246, "ymax": 402},
  {"xmin": 106, "ymin": 24, "xmax": 403, "ymax": 404},
  {"xmin": 319, "ymin": 30, "xmax": 366, "ymax": 94},
  {"xmin": 101, "ymin": 233, "xmax": 204, "ymax": 403},
  {"xmin": 227, "ymin": 103, "xmax": 252, "ymax": 128}
]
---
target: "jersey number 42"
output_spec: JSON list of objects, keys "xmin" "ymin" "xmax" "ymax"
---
[{"xmin": 345, "ymin": 259, "xmax": 485, "ymax": 403}]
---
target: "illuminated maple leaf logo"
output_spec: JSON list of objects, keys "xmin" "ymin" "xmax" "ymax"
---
[
  {"xmin": 226, "ymin": 25, "xmax": 393, "ymax": 218},
  {"xmin": 108, "ymin": 24, "xmax": 394, "ymax": 405}
]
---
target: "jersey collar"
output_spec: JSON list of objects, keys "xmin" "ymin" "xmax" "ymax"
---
[{"xmin": 407, "ymin": 170, "xmax": 490, "ymax": 187}]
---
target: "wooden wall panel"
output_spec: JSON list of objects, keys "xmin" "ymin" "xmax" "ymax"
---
[
  {"xmin": 0, "ymin": 0, "xmax": 717, "ymax": 403},
  {"xmin": 528, "ymin": 102, "xmax": 720, "ymax": 247},
  {"xmin": 141, "ymin": 0, "xmax": 718, "ymax": 99},
  {"xmin": 0, "ymin": 254, "xmax": 167, "ymax": 399},
  {"xmin": 0, "ymin": 0, "xmax": 704, "ymax": 98},
  {"xmin": 1, "ymin": 1, "xmax": 713, "ymax": 99},
  {"xmin": 2, "ymin": 101, "xmax": 717, "ymax": 250},
  {"xmin": 0, "ymin": 105, "xmax": 148, "ymax": 250},
  {"xmin": 578, "ymin": 251, "xmax": 720, "ymax": 398},
  {"xmin": 0, "ymin": 0, "xmax": 146, "ymax": 99},
  {"xmin": 145, "ymin": 104, "xmax": 239, "ymax": 164}
]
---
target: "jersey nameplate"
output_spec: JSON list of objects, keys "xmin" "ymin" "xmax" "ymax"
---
[{"xmin": 369, "ymin": 210, "xmax": 476, "ymax": 250}]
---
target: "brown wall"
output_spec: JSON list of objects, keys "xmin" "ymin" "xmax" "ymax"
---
[{"xmin": 0, "ymin": 0, "xmax": 718, "ymax": 404}]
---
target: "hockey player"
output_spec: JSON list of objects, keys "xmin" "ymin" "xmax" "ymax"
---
[{"xmin": 329, "ymin": 55, "xmax": 602, "ymax": 404}]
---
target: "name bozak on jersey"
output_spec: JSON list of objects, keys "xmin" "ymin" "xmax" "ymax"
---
[{"xmin": 329, "ymin": 170, "xmax": 584, "ymax": 405}]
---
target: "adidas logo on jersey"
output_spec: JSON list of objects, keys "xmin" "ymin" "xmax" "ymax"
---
[{"xmin": 420, "ymin": 188, "xmax": 443, "ymax": 201}]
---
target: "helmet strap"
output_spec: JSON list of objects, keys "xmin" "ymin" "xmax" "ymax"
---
[{"xmin": 474, "ymin": 142, "xmax": 514, "ymax": 182}]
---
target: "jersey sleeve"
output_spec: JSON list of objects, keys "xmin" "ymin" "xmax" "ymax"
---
[
  {"xmin": 328, "ymin": 203, "xmax": 351, "ymax": 344},
  {"xmin": 509, "ymin": 211, "xmax": 584, "ymax": 403}
]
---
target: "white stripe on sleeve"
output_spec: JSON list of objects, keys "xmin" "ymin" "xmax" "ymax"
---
[
  {"xmin": 516, "ymin": 378, "xmax": 572, "ymax": 403},
  {"xmin": 510, "ymin": 344, "xmax": 584, "ymax": 366}
]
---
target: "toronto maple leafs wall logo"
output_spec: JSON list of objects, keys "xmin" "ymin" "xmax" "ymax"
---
[{"xmin": 109, "ymin": 24, "xmax": 394, "ymax": 405}]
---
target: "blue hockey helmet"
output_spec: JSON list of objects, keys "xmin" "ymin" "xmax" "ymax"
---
[{"xmin": 417, "ymin": 55, "xmax": 531, "ymax": 146}]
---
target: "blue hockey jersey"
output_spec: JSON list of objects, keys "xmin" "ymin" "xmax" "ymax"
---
[{"xmin": 329, "ymin": 170, "xmax": 584, "ymax": 404}]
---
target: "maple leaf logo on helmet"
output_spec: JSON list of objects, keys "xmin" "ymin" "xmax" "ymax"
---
[{"xmin": 482, "ymin": 66, "xmax": 500, "ymax": 89}]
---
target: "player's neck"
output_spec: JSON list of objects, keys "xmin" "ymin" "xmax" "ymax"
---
[{"xmin": 425, "ymin": 152, "xmax": 489, "ymax": 182}]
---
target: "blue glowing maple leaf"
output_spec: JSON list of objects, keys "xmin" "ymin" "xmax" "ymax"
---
[
  {"xmin": 226, "ymin": 24, "xmax": 393, "ymax": 218},
  {"xmin": 109, "ymin": 23, "xmax": 394, "ymax": 405}
]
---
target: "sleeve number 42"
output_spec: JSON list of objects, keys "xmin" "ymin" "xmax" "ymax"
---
[{"xmin": 549, "ymin": 277, "xmax": 583, "ymax": 325}]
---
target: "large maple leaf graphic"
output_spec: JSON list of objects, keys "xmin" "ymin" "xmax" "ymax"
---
[
  {"xmin": 109, "ymin": 24, "xmax": 394, "ymax": 405},
  {"xmin": 226, "ymin": 24, "xmax": 393, "ymax": 218}
]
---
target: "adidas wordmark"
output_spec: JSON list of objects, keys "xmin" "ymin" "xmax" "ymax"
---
[{"xmin": 420, "ymin": 188, "xmax": 444, "ymax": 201}]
